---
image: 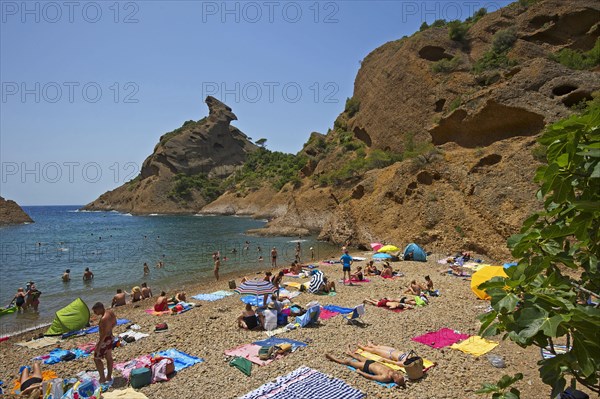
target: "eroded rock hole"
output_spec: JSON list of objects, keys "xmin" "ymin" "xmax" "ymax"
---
[
  {"xmin": 418, "ymin": 46, "xmax": 453, "ymax": 62},
  {"xmin": 435, "ymin": 99, "xmax": 446, "ymax": 113},
  {"xmin": 562, "ymin": 91, "xmax": 593, "ymax": 108},
  {"xmin": 552, "ymin": 84, "xmax": 578, "ymax": 96}
]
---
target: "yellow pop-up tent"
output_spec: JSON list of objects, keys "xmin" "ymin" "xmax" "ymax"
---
[{"xmin": 471, "ymin": 266, "xmax": 507, "ymax": 300}]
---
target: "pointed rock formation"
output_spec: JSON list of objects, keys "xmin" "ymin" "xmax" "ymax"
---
[{"xmin": 0, "ymin": 197, "xmax": 33, "ymax": 225}]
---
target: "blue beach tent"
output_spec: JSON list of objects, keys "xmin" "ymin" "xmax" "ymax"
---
[{"xmin": 403, "ymin": 243, "xmax": 427, "ymax": 262}]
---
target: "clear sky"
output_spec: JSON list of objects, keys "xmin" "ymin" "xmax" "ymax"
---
[{"xmin": 1, "ymin": 0, "xmax": 512, "ymax": 205}]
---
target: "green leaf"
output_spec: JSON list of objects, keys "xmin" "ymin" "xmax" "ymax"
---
[
  {"xmin": 540, "ymin": 315, "xmax": 563, "ymax": 337},
  {"xmin": 495, "ymin": 293, "xmax": 519, "ymax": 313},
  {"xmin": 517, "ymin": 307, "xmax": 546, "ymax": 339},
  {"xmin": 497, "ymin": 373, "xmax": 523, "ymax": 389}
]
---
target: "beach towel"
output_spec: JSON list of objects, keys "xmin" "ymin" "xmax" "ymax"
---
[
  {"xmin": 230, "ymin": 356, "xmax": 252, "ymax": 376},
  {"xmin": 15, "ymin": 336, "xmax": 61, "ymax": 349},
  {"xmin": 145, "ymin": 308, "xmax": 171, "ymax": 316},
  {"xmin": 240, "ymin": 296, "xmax": 267, "ymax": 307},
  {"xmin": 210, "ymin": 290, "xmax": 235, "ymax": 297},
  {"xmin": 322, "ymin": 305, "xmax": 354, "ymax": 314},
  {"xmin": 33, "ymin": 343, "xmax": 96, "ymax": 364},
  {"xmin": 225, "ymin": 343, "xmax": 278, "ymax": 366},
  {"xmin": 319, "ymin": 308, "xmax": 340, "ymax": 320},
  {"xmin": 11, "ymin": 370, "xmax": 58, "ymax": 394},
  {"xmin": 343, "ymin": 278, "xmax": 371, "ymax": 284},
  {"xmin": 347, "ymin": 366, "xmax": 397, "ymax": 388},
  {"xmin": 355, "ymin": 349, "xmax": 436, "ymax": 374},
  {"xmin": 283, "ymin": 281, "xmax": 310, "ymax": 290},
  {"xmin": 450, "ymin": 336, "xmax": 498, "ymax": 357},
  {"xmin": 541, "ymin": 344, "xmax": 571, "ymax": 360},
  {"xmin": 239, "ymin": 366, "xmax": 365, "ymax": 399},
  {"xmin": 253, "ymin": 337, "xmax": 307, "ymax": 352},
  {"xmin": 115, "ymin": 354, "xmax": 154, "ymax": 380},
  {"xmin": 102, "ymin": 388, "xmax": 149, "ymax": 399},
  {"xmin": 191, "ymin": 293, "xmax": 227, "ymax": 302},
  {"xmin": 154, "ymin": 348, "xmax": 204, "ymax": 372},
  {"xmin": 412, "ymin": 328, "xmax": 470, "ymax": 349},
  {"xmin": 119, "ymin": 331, "xmax": 150, "ymax": 343},
  {"xmin": 265, "ymin": 324, "xmax": 299, "ymax": 337},
  {"xmin": 61, "ymin": 318, "xmax": 130, "ymax": 338}
]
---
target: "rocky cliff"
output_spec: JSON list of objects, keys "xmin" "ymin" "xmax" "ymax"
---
[
  {"xmin": 0, "ymin": 197, "xmax": 33, "ymax": 225},
  {"xmin": 83, "ymin": 96, "xmax": 258, "ymax": 214},
  {"xmin": 87, "ymin": 0, "xmax": 599, "ymax": 260},
  {"xmin": 203, "ymin": 0, "xmax": 600, "ymax": 260}
]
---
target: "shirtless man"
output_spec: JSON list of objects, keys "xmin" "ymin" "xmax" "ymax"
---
[
  {"xmin": 363, "ymin": 297, "xmax": 414, "ymax": 310},
  {"xmin": 62, "ymin": 269, "xmax": 71, "ymax": 282},
  {"xmin": 141, "ymin": 282, "xmax": 153, "ymax": 298},
  {"xmin": 143, "ymin": 262, "xmax": 150, "ymax": 275},
  {"xmin": 356, "ymin": 342, "xmax": 410, "ymax": 367},
  {"xmin": 111, "ymin": 289, "xmax": 127, "ymax": 307},
  {"xmin": 405, "ymin": 280, "xmax": 422, "ymax": 295},
  {"xmin": 325, "ymin": 349, "xmax": 406, "ymax": 388},
  {"xmin": 214, "ymin": 257, "xmax": 221, "ymax": 281},
  {"xmin": 92, "ymin": 302, "xmax": 116, "ymax": 384},
  {"xmin": 83, "ymin": 267, "xmax": 94, "ymax": 281},
  {"xmin": 271, "ymin": 247, "xmax": 278, "ymax": 267}
]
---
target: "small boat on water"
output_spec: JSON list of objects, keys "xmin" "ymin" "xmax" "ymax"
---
[{"xmin": 0, "ymin": 306, "xmax": 17, "ymax": 317}]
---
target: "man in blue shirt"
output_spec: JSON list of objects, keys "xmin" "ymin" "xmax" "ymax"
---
[{"xmin": 340, "ymin": 250, "xmax": 353, "ymax": 285}]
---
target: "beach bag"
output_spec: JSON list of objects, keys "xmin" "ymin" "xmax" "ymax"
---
[
  {"xmin": 275, "ymin": 343, "xmax": 292, "ymax": 355},
  {"xmin": 558, "ymin": 388, "xmax": 589, "ymax": 399},
  {"xmin": 154, "ymin": 323, "xmax": 168, "ymax": 332},
  {"xmin": 228, "ymin": 280, "xmax": 236, "ymax": 289},
  {"xmin": 60, "ymin": 351, "xmax": 76, "ymax": 362},
  {"xmin": 130, "ymin": 367, "xmax": 152, "ymax": 388},
  {"xmin": 258, "ymin": 346, "xmax": 277, "ymax": 361},
  {"xmin": 404, "ymin": 350, "xmax": 424, "ymax": 380}
]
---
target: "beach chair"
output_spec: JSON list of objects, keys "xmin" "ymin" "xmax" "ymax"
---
[{"xmin": 342, "ymin": 304, "xmax": 366, "ymax": 326}]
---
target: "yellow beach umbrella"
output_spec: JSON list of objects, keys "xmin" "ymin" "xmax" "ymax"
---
[
  {"xmin": 378, "ymin": 245, "xmax": 399, "ymax": 253},
  {"xmin": 471, "ymin": 266, "xmax": 507, "ymax": 300}
]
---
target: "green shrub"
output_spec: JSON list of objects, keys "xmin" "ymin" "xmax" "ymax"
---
[
  {"xmin": 431, "ymin": 56, "xmax": 462, "ymax": 73},
  {"xmin": 431, "ymin": 19, "xmax": 447, "ymax": 28},
  {"xmin": 473, "ymin": 50, "xmax": 517, "ymax": 73},
  {"xmin": 345, "ymin": 97, "xmax": 360, "ymax": 118},
  {"xmin": 333, "ymin": 116, "xmax": 347, "ymax": 132},
  {"xmin": 550, "ymin": 38, "xmax": 600, "ymax": 70},
  {"xmin": 419, "ymin": 22, "xmax": 429, "ymax": 31},
  {"xmin": 492, "ymin": 28, "xmax": 518, "ymax": 54},
  {"xmin": 169, "ymin": 173, "xmax": 222, "ymax": 202},
  {"xmin": 160, "ymin": 117, "xmax": 207, "ymax": 145},
  {"xmin": 448, "ymin": 20, "xmax": 468, "ymax": 42},
  {"xmin": 448, "ymin": 96, "xmax": 462, "ymax": 112}
]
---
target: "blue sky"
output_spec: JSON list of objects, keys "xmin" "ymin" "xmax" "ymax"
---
[{"xmin": 1, "ymin": 0, "xmax": 512, "ymax": 205}]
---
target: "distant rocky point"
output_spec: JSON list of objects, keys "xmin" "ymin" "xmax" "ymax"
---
[
  {"xmin": 83, "ymin": 96, "xmax": 258, "ymax": 214},
  {"xmin": 0, "ymin": 197, "xmax": 33, "ymax": 225}
]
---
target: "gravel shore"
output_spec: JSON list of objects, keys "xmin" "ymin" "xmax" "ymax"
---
[{"xmin": 0, "ymin": 252, "xmax": 553, "ymax": 398}]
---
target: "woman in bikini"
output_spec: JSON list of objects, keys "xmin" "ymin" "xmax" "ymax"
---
[
  {"xmin": 17, "ymin": 362, "xmax": 44, "ymax": 396},
  {"xmin": 356, "ymin": 342, "xmax": 409, "ymax": 367},
  {"xmin": 363, "ymin": 297, "xmax": 414, "ymax": 310}
]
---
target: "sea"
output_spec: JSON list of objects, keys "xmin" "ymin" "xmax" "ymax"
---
[{"xmin": 0, "ymin": 206, "xmax": 339, "ymax": 336}]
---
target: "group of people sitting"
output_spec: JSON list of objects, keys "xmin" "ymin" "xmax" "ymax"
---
[
  {"xmin": 363, "ymin": 276, "xmax": 437, "ymax": 311},
  {"xmin": 237, "ymin": 294, "xmax": 306, "ymax": 331},
  {"xmin": 364, "ymin": 261, "xmax": 402, "ymax": 278},
  {"xmin": 153, "ymin": 291, "xmax": 188, "ymax": 312},
  {"xmin": 110, "ymin": 283, "xmax": 153, "ymax": 307}
]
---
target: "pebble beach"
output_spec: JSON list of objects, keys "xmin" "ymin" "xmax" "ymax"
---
[{"xmin": 0, "ymin": 252, "xmax": 552, "ymax": 399}]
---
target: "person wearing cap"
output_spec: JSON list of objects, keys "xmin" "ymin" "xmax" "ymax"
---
[{"xmin": 340, "ymin": 249, "xmax": 354, "ymax": 285}]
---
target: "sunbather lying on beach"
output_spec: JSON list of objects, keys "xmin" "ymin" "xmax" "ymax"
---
[
  {"xmin": 356, "ymin": 342, "xmax": 409, "ymax": 366},
  {"xmin": 363, "ymin": 297, "xmax": 414, "ymax": 310},
  {"xmin": 325, "ymin": 349, "xmax": 406, "ymax": 387},
  {"xmin": 237, "ymin": 304, "xmax": 264, "ymax": 330},
  {"xmin": 17, "ymin": 362, "xmax": 44, "ymax": 396}
]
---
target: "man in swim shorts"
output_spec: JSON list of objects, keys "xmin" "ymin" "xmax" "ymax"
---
[
  {"xmin": 92, "ymin": 302, "xmax": 116, "ymax": 384},
  {"xmin": 340, "ymin": 249, "xmax": 353, "ymax": 285},
  {"xmin": 325, "ymin": 348, "xmax": 405, "ymax": 387}
]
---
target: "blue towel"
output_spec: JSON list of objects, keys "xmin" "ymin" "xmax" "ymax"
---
[
  {"xmin": 192, "ymin": 293, "xmax": 226, "ymax": 302},
  {"xmin": 253, "ymin": 337, "xmax": 308, "ymax": 352},
  {"xmin": 323, "ymin": 305, "xmax": 354, "ymax": 314},
  {"xmin": 240, "ymin": 296, "xmax": 266, "ymax": 307},
  {"xmin": 61, "ymin": 319, "xmax": 130, "ymax": 338},
  {"xmin": 347, "ymin": 366, "xmax": 396, "ymax": 388},
  {"xmin": 154, "ymin": 348, "xmax": 204, "ymax": 372}
]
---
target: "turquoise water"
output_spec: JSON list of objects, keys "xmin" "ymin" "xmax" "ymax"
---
[{"xmin": 0, "ymin": 206, "xmax": 338, "ymax": 335}]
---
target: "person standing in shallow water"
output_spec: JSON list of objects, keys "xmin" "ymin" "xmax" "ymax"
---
[
  {"xmin": 83, "ymin": 267, "xmax": 94, "ymax": 281},
  {"xmin": 271, "ymin": 247, "xmax": 278, "ymax": 267},
  {"xmin": 214, "ymin": 256, "xmax": 221, "ymax": 281},
  {"xmin": 62, "ymin": 269, "xmax": 71, "ymax": 282},
  {"xmin": 143, "ymin": 262, "xmax": 150, "ymax": 275}
]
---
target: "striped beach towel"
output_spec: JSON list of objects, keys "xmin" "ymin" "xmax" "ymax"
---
[{"xmin": 239, "ymin": 366, "xmax": 365, "ymax": 399}]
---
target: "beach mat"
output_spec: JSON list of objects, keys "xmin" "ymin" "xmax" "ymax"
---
[
  {"xmin": 239, "ymin": 365, "xmax": 365, "ymax": 399},
  {"xmin": 15, "ymin": 336, "xmax": 60, "ymax": 349},
  {"xmin": 253, "ymin": 337, "xmax": 307, "ymax": 352},
  {"xmin": 230, "ymin": 356, "xmax": 252, "ymax": 376},
  {"xmin": 33, "ymin": 343, "xmax": 96, "ymax": 364},
  {"xmin": 191, "ymin": 293, "xmax": 227, "ymax": 302},
  {"xmin": 355, "ymin": 349, "xmax": 436, "ymax": 374},
  {"xmin": 225, "ymin": 343, "xmax": 278, "ymax": 366},
  {"xmin": 412, "ymin": 328, "xmax": 470, "ymax": 349},
  {"xmin": 450, "ymin": 336, "xmax": 498, "ymax": 357},
  {"xmin": 154, "ymin": 348, "xmax": 204, "ymax": 372}
]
